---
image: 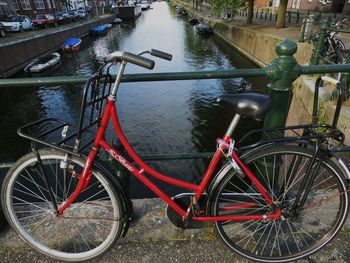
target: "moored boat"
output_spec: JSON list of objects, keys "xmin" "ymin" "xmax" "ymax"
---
[
  {"xmin": 188, "ymin": 18, "xmax": 199, "ymax": 25},
  {"xmin": 196, "ymin": 23, "xmax": 213, "ymax": 35},
  {"xmin": 90, "ymin": 25, "xmax": 108, "ymax": 35},
  {"xmin": 113, "ymin": 18, "xmax": 123, "ymax": 24},
  {"xmin": 104, "ymin": 23, "xmax": 112, "ymax": 29},
  {"xmin": 176, "ymin": 7, "xmax": 187, "ymax": 16},
  {"xmin": 62, "ymin": 38, "xmax": 82, "ymax": 53},
  {"xmin": 24, "ymin": 52, "xmax": 61, "ymax": 73}
]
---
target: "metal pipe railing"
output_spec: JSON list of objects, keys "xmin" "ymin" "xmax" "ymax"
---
[
  {"xmin": 1, "ymin": 39, "xmax": 350, "ymax": 169},
  {"xmin": 0, "ymin": 69, "xmax": 267, "ymax": 88},
  {"xmin": 2, "ymin": 64, "xmax": 350, "ymax": 88}
]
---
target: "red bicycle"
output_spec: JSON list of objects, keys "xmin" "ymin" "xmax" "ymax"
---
[{"xmin": 2, "ymin": 50, "xmax": 349, "ymax": 262}]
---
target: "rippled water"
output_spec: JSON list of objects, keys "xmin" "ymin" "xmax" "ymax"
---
[{"xmin": 1, "ymin": 2, "xmax": 267, "ymax": 197}]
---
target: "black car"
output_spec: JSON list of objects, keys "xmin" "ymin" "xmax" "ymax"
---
[
  {"xmin": 0, "ymin": 23, "xmax": 5, "ymax": 37},
  {"xmin": 67, "ymin": 10, "xmax": 80, "ymax": 22},
  {"xmin": 54, "ymin": 12, "xmax": 71, "ymax": 24}
]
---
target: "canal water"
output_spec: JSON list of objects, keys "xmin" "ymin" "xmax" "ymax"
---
[{"xmin": 1, "ymin": 2, "xmax": 267, "ymax": 198}]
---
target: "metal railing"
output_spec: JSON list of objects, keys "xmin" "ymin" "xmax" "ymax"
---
[{"xmin": 1, "ymin": 39, "xmax": 350, "ymax": 168}]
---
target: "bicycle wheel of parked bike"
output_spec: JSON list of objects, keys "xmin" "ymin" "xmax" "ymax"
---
[
  {"xmin": 1, "ymin": 149, "xmax": 124, "ymax": 262},
  {"xmin": 210, "ymin": 144, "xmax": 349, "ymax": 262}
]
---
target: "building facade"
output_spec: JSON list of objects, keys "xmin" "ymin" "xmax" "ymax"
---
[
  {"xmin": 287, "ymin": 0, "xmax": 333, "ymax": 10},
  {"xmin": 13, "ymin": 0, "xmax": 62, "ymax": 17},
  {"xmin": 0, "ymin": 0, "xmax": 17, "ymax": 15}
]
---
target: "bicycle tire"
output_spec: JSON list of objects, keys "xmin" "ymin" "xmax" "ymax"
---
[
  {"xmin": 1, "ymin": 149, "xmax": 124, "ymax": 262},
  {"xmin": 334, "ymin": 38, "xmax": 347, "ymax": 63},
  {"xmin": 210, "ymin": 144, "xmax": 349, "ymax": 262}
]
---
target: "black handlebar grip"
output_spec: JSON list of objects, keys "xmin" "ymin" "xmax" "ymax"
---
[
  {"xmin": 122, "ymin": 52, "xmax": 155, "ymax": 70},
  {"xmin": 150, "ymin": 49, "xmax": 173, "ymax": 61}
]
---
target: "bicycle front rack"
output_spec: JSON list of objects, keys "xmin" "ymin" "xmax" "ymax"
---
[{"xmin": 18, "ymin": 71, "xmax": 113, "ymax": 156}]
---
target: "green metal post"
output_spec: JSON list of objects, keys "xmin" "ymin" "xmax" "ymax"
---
[
  {"xmin": 264, "ymin": 39, "xmax": 300, "ymax": 131},
  {"xmin": 259, "ymin": 39, "xmax": 301, "ymax": 186},
  {"xmin": 310, "ymin": 19, "xmax": 329, "ymax": 66},
  {"xmin": 340, "ymin": 53, "xmax": 350, "ymax": 95},
  {"xmin": 299, "ymin": 18, "xmax": 307, "ymax": 43}
]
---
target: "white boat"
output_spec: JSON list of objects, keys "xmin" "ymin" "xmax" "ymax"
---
[
  {"xmin": 24, "ymin": 52, "xmax": 61, "ymax": 73},
  {"xmin": 113, "ymin": 18, "xmax": 123, "ymax": 24},
  {"xmin": 104, "ymin": 23, "xmax": 113, "ymax": 29},
  {"xmin": 140, "ymin": 0, "xmax": 150, "ymax": 10}
]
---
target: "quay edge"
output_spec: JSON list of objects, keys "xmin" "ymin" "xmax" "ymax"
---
[
  {"xmin": 0, "ymin": 15, "xmax": 115, "ymax": 78},
  {"xmin": 170, "ymin": 0, "xmax": 350, "ymax": 149}
]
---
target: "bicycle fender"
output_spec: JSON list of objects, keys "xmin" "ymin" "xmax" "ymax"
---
[{"xmin": 93, "ymin": 159, "xmax": 133, "ymax": 237}]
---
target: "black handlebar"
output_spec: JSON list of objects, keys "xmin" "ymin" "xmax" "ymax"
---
[
  {"xmin": 105, "ymin": 49, "xmax": 173, "ymax": 69},
  {"xmin": 150, "ymin": 49, "xmax": 173, "ymax": 61},
  {"xmin": 123, "ymin": 52, "xmax": 155, "ymax": 70},
  {"xmin": 104, "ymin": 51, "xmax": 155, "ymax": 70}
]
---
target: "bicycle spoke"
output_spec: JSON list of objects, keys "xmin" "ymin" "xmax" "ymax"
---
[{"xmin": 213, "ymin": 145, "xmax": 349, "ymax": 262}]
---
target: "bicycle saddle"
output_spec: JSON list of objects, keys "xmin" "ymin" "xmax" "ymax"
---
[{"xmin": 216, "ymin": 93, "xmax": 271, "ymax": 121}]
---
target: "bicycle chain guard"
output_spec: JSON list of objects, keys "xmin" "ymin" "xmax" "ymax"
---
[{"xmin": 166, "ymin": 193, "xmax": 209, "ymax": 229}]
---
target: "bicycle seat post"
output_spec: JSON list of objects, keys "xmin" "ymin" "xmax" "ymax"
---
[
  {"xmin": 109, "ymin": 60, "xmax": 127, "ymax": 101},
  {"xmin": 225, "ymin": 113, "xmax": 241, "ymax": 138}
]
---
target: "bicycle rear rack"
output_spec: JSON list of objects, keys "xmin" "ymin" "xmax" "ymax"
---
[{"xmin": 18, "ymin": 72, "xmax": 113, "ymax": 156}]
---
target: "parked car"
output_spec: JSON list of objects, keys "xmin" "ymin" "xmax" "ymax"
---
[
  {"xmin": 32, "ymin": 14, "xmax": 57, "ymax": 29},
  {"xmin": 67, "ymin": 10, "xmax": 80, "ymax": 22},
  {"xmin": 0, "ymin": 15, "xmax": 33, "ymax": 32},
  {"xmin": 0, "ymin": 23, "xmax": 5, "ymax": 37},
  {"xmin": 54, "ymin": 12, "xmax": 71, "ymax": 24},
  {"xmin": 77, "ymin": 10, "xmax": 87, "ymax": 19}
]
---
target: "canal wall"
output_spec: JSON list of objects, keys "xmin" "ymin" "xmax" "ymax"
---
[
  {"xmin": 0, "ymin": 16, "xmax": 114, "ymax": 78},
  {"xmin": 171, "ymin": 0, "xmax": 350, "ymax": 146}
]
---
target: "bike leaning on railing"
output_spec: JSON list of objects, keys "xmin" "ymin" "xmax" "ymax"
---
[
  {"xmin": 1, "ymin": 49, "xmax": 350, "ymax": 262},
  {"xmin": 311, "ymin": 18, "xmax": 348, "ymax": 64}
]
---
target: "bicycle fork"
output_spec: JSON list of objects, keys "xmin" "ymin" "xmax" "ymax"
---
[
  {"xmin": 288, "ymin": 143, "xmax": 325, "ymax": 217},
  {"xmin": 31, "ymin": 143, "xmax": 59, "ymax": 215}
]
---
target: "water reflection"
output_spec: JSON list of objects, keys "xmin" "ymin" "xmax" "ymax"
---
[{"xmin": 3, "ymin": 2, "xmax": 268, "ymax": 197}]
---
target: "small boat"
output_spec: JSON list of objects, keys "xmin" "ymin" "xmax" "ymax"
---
[
  {"xmin": 113, "ymin": 18, "xmax": 123, "ymax": 24},
  {"xmin": 24, "ymin": 52, "xmax": 61, "ymax": 73},
  {"xmin": 140, "ymin": 0, "xmax": 150, "ymax": 10},
  {"xmin": 104, "ymin": 23, "xmax": 113, "ymax": 29},
  {"xmin": 176, "ymin": 7, "xmax": 187, "ymax": 16},
  {"xmin": 196, "ymin": 23, "xmax": 213, "ymax": 35},
  {"xmin": 90, "ymin": 25, "xmax": 108, "ymax": 35},
  {"xmin": 62, "ymin": 38, "xmax": 82, "ymax": 53},
  {"xmin": 188, "ymin": 18, "xmax": 199, "ymax": 25}
]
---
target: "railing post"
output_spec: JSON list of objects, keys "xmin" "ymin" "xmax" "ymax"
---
[
  {"xmin": 310, "ymin": 19, "xmax": 329, "ymax": 66},
  {"xmin": 264, "ymin": 39, "xmax": 300, "ymax": 130},
  {"xmin": 299, "ymin": 18, "xmax": 307, "ymax": 42},
  {"xmin": 340, "ymin": 54, "xmax": 350, "ymax": 94}
]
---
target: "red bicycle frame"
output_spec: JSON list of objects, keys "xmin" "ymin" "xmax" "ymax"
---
[{"xmin": 57, "ymin": 98, "xmax": 281, "ymax": 222}]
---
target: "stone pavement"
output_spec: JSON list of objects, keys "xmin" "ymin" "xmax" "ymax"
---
[{"xmin": 0, "ymin": 198, "xmax": 349, "ymax": 263}]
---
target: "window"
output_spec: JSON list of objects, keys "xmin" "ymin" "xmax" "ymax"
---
[
  {"xmin": 13, "ymin": 0, "xmax": 19, "ymax": 10},
  {"xmin": 20, "ymin": 0, "xmax": 31, "ymax": 10},
  {"xmin": 308, "ymin": 0, "xmax": 312, "ymax": 2},
  {"xmin": 34, "ymin": 0, "xmax": 45, "ymax": 9},
  {"xmin": 46, "ymin": 0, "xmax": 55, "ymax": 9}
]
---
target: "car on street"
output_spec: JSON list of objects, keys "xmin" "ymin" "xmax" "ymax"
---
[
  {"xmin": 32, "ymin": 14, "xmax": 57, "ymax": 28},
  {"xmin": 0, "ymin": 23, "xmax": 5, "ymax": 37},
  {"xmin": 77, "ymin": 10, "xmax": 87, "ymax": 19},
  {"xmin": 0, "ymin": 15, "xmax": 33, "ymax": 32},
  {"xmin": 54, "ymin": 12, "xmax": 71, "ymax": 24},
  {"xmin": 67, "ymin": 10, "xmax": 80, "ymax": 22}
]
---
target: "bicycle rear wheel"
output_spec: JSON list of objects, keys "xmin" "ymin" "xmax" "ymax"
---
[
  {"xmin": 210, "ymin": 144, "xmax": 349, "ymax": 262},
  {"xmin": 2, "ymin": 149, "xmax": 124, "ymax": 262}
]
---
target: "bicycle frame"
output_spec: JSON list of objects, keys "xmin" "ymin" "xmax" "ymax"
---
[{"xmin": 57, "ymin": 62, "xmax": 281, "ymax": 223}]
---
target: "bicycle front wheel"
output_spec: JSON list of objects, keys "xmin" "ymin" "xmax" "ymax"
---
[
  {"xmin": 210, "ymin": 144, "xmax": 349, "ymax": 262},
  {"xmin": 2, "ymin": 149, "xmax": 124, "ymax": 262}
]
